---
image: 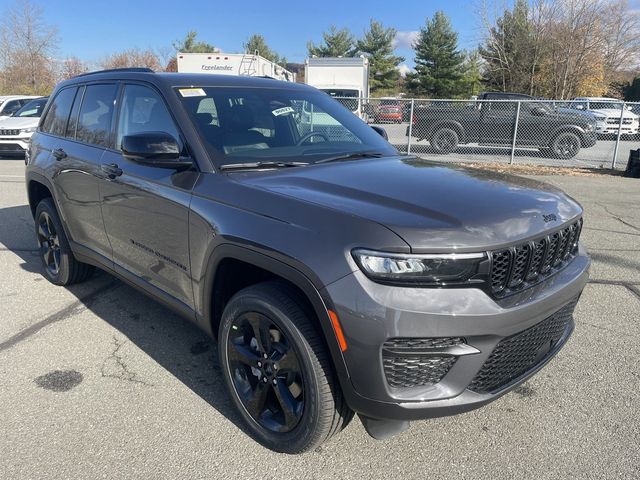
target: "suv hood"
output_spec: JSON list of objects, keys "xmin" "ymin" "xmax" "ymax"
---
[
  {"xmin": 233, "ymin": 157, "xmax": 582, "ymax": 252},
  {"xmin": 0, "ymin": 117, "xmax": 39, "ymax": 129},
  {"xmin": 590, "ymin": 108, "xmax": 639, "ymax": 120}
]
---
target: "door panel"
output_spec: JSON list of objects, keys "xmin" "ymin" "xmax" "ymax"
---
[
  {"xmin": 100, "ymin": 152, "xmax": 197, "ymax": 307},
  {"xmin": 53, "ymin": 142, "xmax": 112, "ymax": 259},
  {"xmin": 99, "ymin": 83, "xmax": 196, "ymax": 308}
]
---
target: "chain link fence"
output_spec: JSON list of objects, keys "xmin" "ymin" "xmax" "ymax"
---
[{"xmin": 334, "ymin": 97, "xmax": 640, "ymax": 170}]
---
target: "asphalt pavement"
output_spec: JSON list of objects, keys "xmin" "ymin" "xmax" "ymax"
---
[{"xmin": 0, "ymin": 157, "xmax": 638, "ymax": 479}]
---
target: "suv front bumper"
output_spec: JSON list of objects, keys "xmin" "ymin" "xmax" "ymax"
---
[
  {"xmin": 0, "ymin": 137, "xmax": 29, "ymax": 154},
  {"xmin": 323, "ymin": 248, "xmax": 590, "ymax": 421}
]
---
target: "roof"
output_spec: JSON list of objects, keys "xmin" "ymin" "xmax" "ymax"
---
[
  {"xmin": 574, "ymin": 97, "xmax": 621, "ymax": 101},
  {"xmin": 0, "ymin": 95, "xmax": 40, "ymax": 101},
  {"xmin": 58, "ymin": 68, "xmax": 312, "ymax": 91}
]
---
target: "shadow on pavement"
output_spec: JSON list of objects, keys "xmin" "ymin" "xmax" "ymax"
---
[{"xmin": 0, "ymin": 203, "xmax": 244, "ymax": 432}]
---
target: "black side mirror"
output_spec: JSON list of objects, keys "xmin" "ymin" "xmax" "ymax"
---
[
  {"xmin": 121, "ymin": 132, "xmax": 193, "ymax": 169},
  {"xmin": 371, "ymin": 125, "xmax": 388, "ymax": 140}
]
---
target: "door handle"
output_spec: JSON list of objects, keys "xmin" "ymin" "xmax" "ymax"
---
[
  {"xmin": 101, "ymin": 163, "xmax": 123, "ymax": 179},
  {"xmin": 52, "ymin": 148, "xmax": 67, "ymax": 160}
]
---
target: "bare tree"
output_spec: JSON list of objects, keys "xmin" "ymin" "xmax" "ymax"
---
[
  {"xmin": 99, "ymin": 48, "xmax": 162, "ymax": 71},
  {"xmin": 0, "ymin": 0, "xmax": 59, "ymax": 94},
  {"xmin": 59, "ymin": 56, "xmax": 88, "ymax": 80},
  {"xmin": 479, "ymin": 0, "xmax": 640, "ymax": 99}
]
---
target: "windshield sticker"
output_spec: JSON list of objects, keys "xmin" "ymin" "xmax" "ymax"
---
[
  {"xmin": 272, "ymin": 106, "xmax": 294, "ymax": 116},
  {"xmin": 179, "ymin": 88, "xmax": 206, "ymax": 97}
]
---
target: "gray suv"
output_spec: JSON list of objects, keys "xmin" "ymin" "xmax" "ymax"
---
[{"xmin": 25, "ymin": 68, "xmax": 590, "ymax": 454}]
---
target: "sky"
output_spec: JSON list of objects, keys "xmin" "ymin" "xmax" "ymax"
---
[{"xmin": 26, "ymin": 0, "xmax": 482, "ymax": 70}]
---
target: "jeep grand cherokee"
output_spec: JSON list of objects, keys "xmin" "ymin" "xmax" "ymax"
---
[{"xmin": 25, "ymin": 68, "xmax": 590, "ymax": 454}]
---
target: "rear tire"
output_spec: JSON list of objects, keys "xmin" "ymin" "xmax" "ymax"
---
[
  {"xmin": 430, "ymin": 127, "xmax": 459, "ymax": 154},
  {"xmin": 218, "ymin": 281, "xmax": 353, "ymax": 454},
  {"xmin": 35, "ymin": 198, "xmax": 94, "ymax": 286}
]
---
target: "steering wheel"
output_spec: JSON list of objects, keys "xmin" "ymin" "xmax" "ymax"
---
[{"xmin": 296, "ymin": 131, "xmax": 329, "ymax": 146}]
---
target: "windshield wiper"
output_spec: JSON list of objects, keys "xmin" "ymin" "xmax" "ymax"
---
[
  {"xmin": 314, "ymin": 151, "xmax": 385, "ymax": 164},
  {"xmin": 219, "ymin": 161, "xmax": 309, "ymax": 171}
]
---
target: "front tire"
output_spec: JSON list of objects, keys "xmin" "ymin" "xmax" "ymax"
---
[
  {"xmin": 550, "ymin": 132, "xmax": 581, "ymax": 159},
  {"xmin": 218, "ymin": 282, "xmax": 353, "ymax": 454},
  {"xmin": 35, "ymin": 198, "xmax": 94, "ymax": 286}
]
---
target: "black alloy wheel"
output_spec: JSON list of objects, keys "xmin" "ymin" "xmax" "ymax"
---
[
  {"xmin": 37, "ymin": 211, "xmax": 61, "ymax": 276},
  {"xmin": 226, "ymin": 312, "xmax": 304, "ymax": 433}
]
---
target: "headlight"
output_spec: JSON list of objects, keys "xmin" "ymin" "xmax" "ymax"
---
[
  {"xmin": 585, "ymin": 124, "xmax": 595, "ymax": 132},
  {"xmin": 352, "ymin": 249, "xmax": 488, "ymax": 286},
  {"xmin": 20, "ymin": 127, "xmax": 37, "ymax": 134}
]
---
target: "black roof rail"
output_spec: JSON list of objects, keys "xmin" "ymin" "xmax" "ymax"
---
[{"xmin": 73, "ymin": 67, "xmax": 154, "ymax": 78}]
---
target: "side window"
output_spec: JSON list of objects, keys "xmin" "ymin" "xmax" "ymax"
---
[
  {"xmin": 3, "ymin": 100, "xmax": 22, "ymax": 116},
  {"xmin": 76, "ymin": 84, "xmax": 117, "ymax": 147},
  {"xmin": 116, "ymin": 84, "xmax": 180, "ymax": 150},
  {"xmin": 40, "ymin": 88, "xmax": 77, "ymax": 136}
]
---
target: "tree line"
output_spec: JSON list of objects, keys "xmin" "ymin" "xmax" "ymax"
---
[{"xmin": 1, "ymin": 0, "xmax": 640, "ymax": 100}]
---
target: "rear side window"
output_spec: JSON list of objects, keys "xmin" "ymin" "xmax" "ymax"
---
[
  {"xmin": 41, "ymin": 88, "xmax": 77, "ymax": 136},
  {"xmin": 76, "ymin": 84, "xmax": 117, "ymax": 147},
  {"xmin": 116, "ymin": 84, "xmax": 181, "ymax": 150}
]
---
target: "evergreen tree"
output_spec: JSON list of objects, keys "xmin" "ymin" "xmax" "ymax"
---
[
  {"xmin": 356, "ymin": 20, "xmax": 404, "ymax": 94},
  {"xmin": 173, "ymin": 31, "xmax": 216, "ymax": 53},
  {"xmin": 478, "ymin": 0, "xmax": 536, "ymax": 93},
  {"xmin": 405, "ymin": 12, "xmax": 465, "ymax": 98},
  {"xmin": 243, "ymin": 34, "xmax": 287, "ymax": 66},
  {"xmin": 307, "ymin": 26, "xmax": 357, "ymax": 57},
  {"xmin": 461, "ymin": 50, "xmax": 483, "ymax": 97}
]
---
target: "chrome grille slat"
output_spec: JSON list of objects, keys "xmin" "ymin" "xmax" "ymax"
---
[{"xmin": 489, "ymin": 218, "xmax": 582, "ymax": 298}]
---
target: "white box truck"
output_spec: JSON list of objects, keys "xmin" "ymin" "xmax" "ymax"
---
[
  {"xmin": 304, "ymin": 56, "xmax": 370, "ymax": 117},
  {"xmin": 177, "ymin": 52, "xmax": 296, "ymax": 82}
]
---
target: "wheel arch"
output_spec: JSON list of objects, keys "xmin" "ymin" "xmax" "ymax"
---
[
  {"xmin": 547, "ymin": 125, "xmax": 587, "ymax": 146},
  {"xmin": 199, "ymin": 244, "xmax": 351, "ymax": 384},
  {"xmin": 429, "ymin": 121, "xmax": 466, "ymax": 143}
]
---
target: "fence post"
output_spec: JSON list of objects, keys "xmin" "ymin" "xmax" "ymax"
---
[
  {"xmin": 510, "ymin": 101, "xmax": 521, "ymax": 165},
  {"xmin": 612, "ymin": 102, "xmax": 625, "ymax": 169},
  {"xmin": 407, "ymin": 99, "xmax": 415, "ymax": 154}
]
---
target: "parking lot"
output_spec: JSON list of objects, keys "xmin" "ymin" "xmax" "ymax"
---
[{"xmin": 1, "ymin": 156, "xmax": 639, "ymax": 479}]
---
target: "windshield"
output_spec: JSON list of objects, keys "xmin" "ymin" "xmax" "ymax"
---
[
  {"xmin": 14, "ymin": 98, "xmax": 47, "ymax": 118},
  {"xmin": 176, "ymin": 86, "xmax": 395, "ymax": 169},
  {"xmin": 320, "ymin": 89, "xmax": 359, "ymax": 111},
  {"xmin": 589, "ymin": 102, "xmax": 623, "ymax": 110}
]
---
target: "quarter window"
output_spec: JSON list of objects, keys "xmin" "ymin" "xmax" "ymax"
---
[
  {"xmin": 41, "ymin": 89, "xmax": 77, "ymax": 136},
  {"xmin": 76, "ymin": 84, "xmax": 117, "ymax": 147},
  {"xmin": 116, "ymin": 84, "xmax": 180, "ymax": 150}
]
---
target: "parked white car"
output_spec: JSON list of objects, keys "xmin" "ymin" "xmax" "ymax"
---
[
  {"xmin": 0, "ymin": 97, "xmax": 48, "ymax": 156},
  {"xmin": 0, "ymin": 95, "xmax": 41, "ymax": 120},
  {"xmin": 571, "ymin": 97, "xmax": 639, "ymax": 135}
]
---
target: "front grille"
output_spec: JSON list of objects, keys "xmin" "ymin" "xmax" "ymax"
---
[
  {"xmin": 490, "ymin": 218, "xmax": 582, "ymax": 297},
  {"xmin": 0, "ymin": 129, "xmax": 19, "ymax": 136},
  {"xmin": 0, "ymin": 143, "xmax": 23, "ymax": 151},
  {"xmin": 382, "ymin": 337, "xmax": 463, "ymax": 388},
  {"xmin": 468, "ymin": 297, "xmax": 578, "ymax": 393}
]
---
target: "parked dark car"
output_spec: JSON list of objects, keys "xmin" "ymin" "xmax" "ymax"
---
[
  {"xmin": 26, "ymin": 69, "xmax": 590, "ymax": 453},
  {"xmin": 409, "ymin": 100, "xmax": 597, "ymax": 159}
]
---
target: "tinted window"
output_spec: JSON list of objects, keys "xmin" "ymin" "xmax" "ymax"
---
[
  {"xmin": 116, "ymin": 84, "xmax": 180, "ymax": 150},
  {"xmin": 176, "ymin": 86, "xmax": 395, "ymax": 166},
  {"xmin": 41, "ymin": 89, "xmax": 76, "ymax": 136},
  {"xmin": 76, "ymin": 84, "xmax": 117, "ymax": 147},
  {"xmin": 66, "ymin": 86, "xmax": 85, "ymax": 139}
]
